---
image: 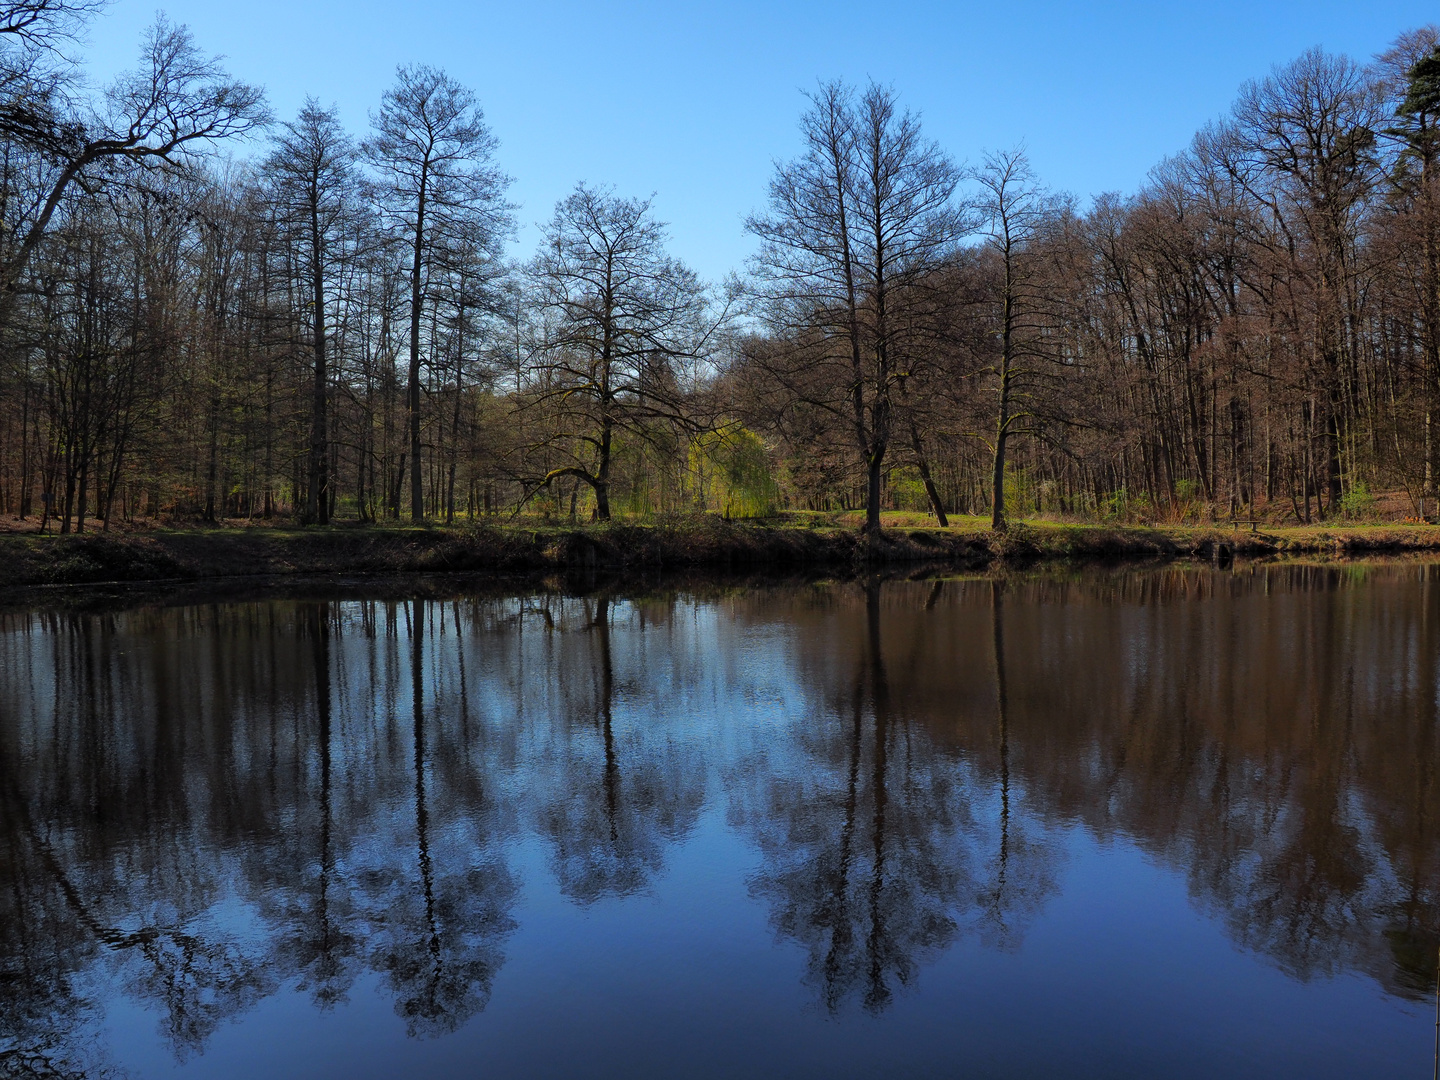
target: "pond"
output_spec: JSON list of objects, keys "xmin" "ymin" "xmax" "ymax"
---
[{"xmin": 0, "ymin": 563, "xmax": 1436, "ymax": 1078}]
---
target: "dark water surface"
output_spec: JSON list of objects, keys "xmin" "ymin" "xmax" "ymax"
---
[{"xmin": 2, "ymin": 563, "xmax": 1437, "ymax": 1079}]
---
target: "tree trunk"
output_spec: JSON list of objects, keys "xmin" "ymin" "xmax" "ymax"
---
[
  {"xmin": 992, "ymin": 275, "xmax": 1015, "ymax": 532},
  {"xmin": 865, "ymin": 453, "xmax": 884, "ymax": 534},
  {"xmin": 408, "ymin": 165, "xmax": 429, "ymax": 523},
  {"xmin": 204, "ymin": 385, "xmax": 220, "ymax": 523},
  {"xmin": 909, "ymin": 422, "xmax": 948, "ymax": 527},
  {"xmin": 446, "ymin": 339, "xmax": 463, "ymax": 525},
  {"xmin": 393, "ymin": 452, "xmax": 406, "ymax": 520},
  {"xmin": 74, "ymin": 449, "xmax": 88, "ymax": 534},
  {"xmin": 595, "ymin": 415, "xmax": 613, "ymax": 521},
  {"xmin": 17, "ymin": 381, "xmax": 30, "ymax": 519},
  {"xmin": 306, "ymin": 210, "xmax": 329, "ymax": 525}
]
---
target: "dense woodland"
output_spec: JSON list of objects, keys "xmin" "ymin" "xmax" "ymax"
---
[{"xmin": 4, "ymin": 2, "xmax": 1440, "ymax": 532}]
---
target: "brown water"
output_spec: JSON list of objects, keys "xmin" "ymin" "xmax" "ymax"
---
[{"xmin": 0, "ymin": 562, "xmax": 1436, "ymax": 1078}]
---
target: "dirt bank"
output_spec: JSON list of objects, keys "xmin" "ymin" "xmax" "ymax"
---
[{"xmin": 2, "ymin": 519, "xmax": 1437, "ymax": 590}]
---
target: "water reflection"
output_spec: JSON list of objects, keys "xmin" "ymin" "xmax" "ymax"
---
[
  {"xmin": 0, "ymin": 563, "xmax": 1436, "ymax": 1074},
  {"xmin": 537, "ymin": 596, "xmax": 705, "ymax": 903},
  {"xmin": 730, "ymin": 580, "xmax": 1058, "ymax": 1015}
]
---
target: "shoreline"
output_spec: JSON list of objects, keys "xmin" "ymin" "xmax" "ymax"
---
[{"xmin": 2, "ymin": 518, "xmax": 1439, "ymax": 593}]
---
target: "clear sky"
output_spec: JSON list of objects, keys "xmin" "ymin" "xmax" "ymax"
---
[{"xmin": 83, "ymin": 0, "xmax": 1440, "ymax": 282}]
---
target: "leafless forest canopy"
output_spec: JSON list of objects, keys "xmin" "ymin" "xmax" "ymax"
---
[{"xmin": 4, "ymin": 1, "xmax": 1440, "ymax": 532}]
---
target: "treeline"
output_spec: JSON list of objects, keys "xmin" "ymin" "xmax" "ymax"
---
[{"xmin": 2, "ymin": 1, "xmax": 1439, "ymax": 532}]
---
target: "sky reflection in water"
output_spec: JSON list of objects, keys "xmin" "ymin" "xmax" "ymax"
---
[{"xmin": 0, "ymin": 563, "xmax": 1436, "ymax": 1078}]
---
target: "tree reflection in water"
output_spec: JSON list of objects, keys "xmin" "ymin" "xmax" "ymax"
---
[
  {"xmin": 361, "ymin": 599, "xmax": 517, "ymax": 1038},
  {"xmin": 0, "ymin": 563, "xmax": 1434, "ymax": 1067},
  {"xmin": 975, "ymin": 580, "xmax": 1058, "ymax": 951},
  {"xmin": 536, "ymin": 595, "xmax": 705, "ymax": 903},
  {"xmin": 260, "ymin": 603, "xmax": 361, "ymax": 1011},
  {"xmin": 732, "ymin": 579, "xmax": 1058, "ymax": 1013}
]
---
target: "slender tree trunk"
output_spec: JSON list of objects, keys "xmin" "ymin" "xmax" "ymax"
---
[
  {"xmin": 393, "ymin": 451, "xmax": 407, "ymax": 520},
  {"xmin": 60, "ymin": 430, "xmax": 75, "ymax": 534},
  {"xmin": 262, "ymin": 371, "xmax": 274, "ymax": 518},
  {"xmin": 1427, "ymin": 410, "xmax": 1434, "ymax": 523},
  {"xmin": 992, "ymin": 260, "xmax": 1015, "ymax": 532},
  {"xmin": 1303, "ymin": 398, "xmax": 1314, "ymax": 525},
  {"xmin": 306, "ymin": 207, "xmax": 329, "ymax": 525},
  {"xmin": 17, "ymin": 380, "xmax": 29, "ymax": 519},
  {"xmin": 74, "ymin": 447, "xmax": 88, "ymax": 534},
  {"xmin": 408, "ymin": 164, "xmax": 429, "ymax": 523},
  {"xmin": 595, "ymin": 414, "xmax": 613, "ymax": 520},
  {"xmin": 446, "ymin": 329, "xmax": 464, "ymax": 525},
  {"xmin": 204, "ymin": 388, "xmax": 220, "ymax": 523}
]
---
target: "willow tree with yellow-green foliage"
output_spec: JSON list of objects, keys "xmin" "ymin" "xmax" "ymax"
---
[{"xmin": 689, "ymin": 428, "xmax": 780, "ymax": 519}]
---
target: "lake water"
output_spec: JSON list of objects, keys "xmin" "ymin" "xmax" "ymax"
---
[{"xmin": 1, "ymin": 563, "xmax": 1436, "ymax": 1079}]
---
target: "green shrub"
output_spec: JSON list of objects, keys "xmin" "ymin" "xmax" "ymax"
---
[{"xmin": 1340, "ymin": 480, "xmax": 1375, "ymax": 520}]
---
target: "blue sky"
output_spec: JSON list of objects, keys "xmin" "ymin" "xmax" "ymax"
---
[{"xmin": 85, "ymin": 0, "xmax": 1438, "ymax": 281}]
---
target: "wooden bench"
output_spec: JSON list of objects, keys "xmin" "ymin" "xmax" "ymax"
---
[{"xmin": 1229, "ymin": 519, "xmax": 1262, "ymax": 533}]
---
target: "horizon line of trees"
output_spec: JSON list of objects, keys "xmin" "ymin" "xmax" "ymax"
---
[{"xmin": 3, "ymin": 1, "xmax": 1440, "ymax": 533}]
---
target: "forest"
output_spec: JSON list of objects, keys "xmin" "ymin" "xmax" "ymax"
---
[{"xmin": 3, "ymin": 1, "xmax": 1440, "ymax": 534}]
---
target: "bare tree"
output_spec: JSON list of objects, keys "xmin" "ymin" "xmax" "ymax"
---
[
  {"xmin": 267, "ymin": 99, "xmax": 358, "ymax": 525},
  {"xmin": 522, "ymin": 184, "xmax": 725, "ymax": 520},
  {"xmin": 0, "ymin": 16, "xmax": 268, "ymax": 308},
  {"xmin": 747, "ymin": 80, "xmax": 965, "ymax": 534},
  {"xmin": 971, "ymin": 149, "xmax": 1062, "ymax": 531},
  {"xmin": 0, "ymin": 0, "xmax": 100, "ymax": 42},
  {"xmin": 0, "ymin": 0, "xmax": 104, "ymax": 154},
  {"xmin": 363, "ymin": 64, "xmax": 511, "ymax": 523},
  {"xmin": 1216, "ymin": 48, "xmax": 1384, "ymax": 513},
  {"xmin": 1377, "ymin": 27, "xmax": 1440, "ymax": 517}
]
